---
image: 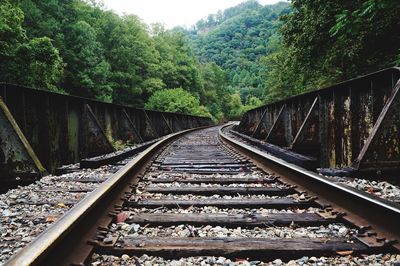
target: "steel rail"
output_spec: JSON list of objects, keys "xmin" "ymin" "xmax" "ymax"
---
[
  {"xmin": 5, "ymin": 126, "xmax": 211, "ymax": 266},
  {"xmin": 218, "ymin": 124, "xmax": 400, "ymax": 251}
]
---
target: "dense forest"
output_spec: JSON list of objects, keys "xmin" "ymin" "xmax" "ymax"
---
[
  {"xmin": 183, "ymin": 1, "xmax": 289, "ymax": 103},
  {"xmin": 184, "ymin": 0, "xmax": 399, "ymax": 104},
  {"xmin": 0, "ymin": 0, "xmax": 399, "ymax": 120},
  {"xmin": 0, "ymin": 0, "xmax": 217, "ymax": 117}
]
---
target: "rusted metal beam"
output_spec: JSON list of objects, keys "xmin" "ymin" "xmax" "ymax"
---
[
  {"xmin": 161, "ymin": 114, "xmax": 174, "ymax": 134},
  {"xmin": 354, "ymin": 80, "xmax": 400, "ymax": 171},
  {"xmin": 251, "ymin": 108, "xmax": 268, "ymax": 138},
  {"xmin": 84, "ymin": 104, "xmax": 116, "ymax": 157},
  {"xmin": 265, "ymin": 104, "xmax": 286, "ymax": 145},
  {"xmin": 142, "ymin": 110, "xmax": 160, "ymax": 138},
  {"xmin": 122, "ymin": 108, "xmax": 144, "ymax": 143},
  {"xmin": 0, "ymin": 97, "xmax": 46, "ymax": 179},
  {"xmin": 0, "ymin": 83, "xmax": 213, "ymax": 181},
  {"xmin": 172, "ymin": 114, "xmax": 183, "ymax": 132},
  {"xmin": 236, "ymin": 67, "xmax": 400, "ymax": 175},
  {"xmin": 291, "ymin": 97, "xmax": 319, "ymax": 155}
]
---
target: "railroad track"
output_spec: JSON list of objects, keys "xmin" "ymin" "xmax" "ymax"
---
[{"xmin": 5, "ymin": 125, "xmax": 400, "ymax": 265}]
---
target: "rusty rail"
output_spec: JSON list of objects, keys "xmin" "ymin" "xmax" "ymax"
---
[
  {"xmin": 0, "ymin": 83, "xmax": 213, "ymax": 182},
  {"xmin": 220, "ymin": 124, "xmax": 400, "ymax": 252},
  {"xmin": 4, "ymin": 126, "xmax": 208, "ymax": 266},
  {"xmin": 236, "ymin": 67, "xmax": 400, "ymax": 175}
]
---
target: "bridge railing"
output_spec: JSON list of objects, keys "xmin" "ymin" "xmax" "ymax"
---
[
  {"xmin": 236, "ymin": 67, "xmax": 400, "ymax": 174},
  {"xmin": 0, "ymin": 83, "xmax": 212, "ymax": 179}
]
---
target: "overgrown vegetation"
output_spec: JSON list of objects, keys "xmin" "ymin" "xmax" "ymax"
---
[
  {"xmin": 261, "ymin": 0, "xmax": 400, "ymax": 101},
  {"xmin": 145, "ymin": 88, "xmax": 211, "ymax": 117},
  {"xmin": 0, "ymin": 0, "xmax": 217, "ymax": 117},
  {"xmin": 0, "ymin": 0, "xmax": 398, "ymax": 120}
]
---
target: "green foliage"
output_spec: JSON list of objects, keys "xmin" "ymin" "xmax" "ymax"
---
[
  {"xmin": 185, "ymin": 1, "xmax": 290, "ymax": 100},
  {"xmin": 104, "ymin": 15, "xmax": 162, "ymax": 105},
  {"xmin": 0, "ymin": 0, "xmax": 284, "ymax": 118},
  {"xmin": 0, "ymin": 0, "xmax": 64, "ymax": 91},
  {"xmin": 0, "ymin": 0, "xmax": 25, "ymax": 52},
  {"xmin": 145, "ymin": 88, "xmax": 211, "ymax": 117},
  {"xmin": 261, "ymin": 0, "xmax": 400, "ymax": 103},
  {"xmin": 11, "ymin": 0, "xmax": 215, "ymax": 110},
  {"xmin": 225, "ymin": 92, "xmax": 244, "ymax": 120},
  {"xmin": 328, "ymin": 0, "xmax": 400, "ymax": 72},
  {"xmin": 63, "ymin": 20, "xmax": 111, "ymax": 101},
  {"xmin": 199, "ymin": 62, "xmax": 228, "ymax": 119},
  {"xmin": 0, "ymin": 0, "xmax": 26, "ymax": 82},
  {"xmin": 153, "ymin": 26, "xmax": 203, "ymax": 96},
  {"xmin": 15, "ymin": 37, "xmax": 64, "ymax": 92},
  {"xmin": 243, "ymin": 96, "xmax": 262, "ymax": 112},
  {"xmin": 2, "ymin": 0, "xmax": 397, "ymax": 121}
]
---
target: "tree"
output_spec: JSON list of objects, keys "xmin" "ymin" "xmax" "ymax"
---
[
  {"xmin": 274, "ymin": 0, "xmax": 400, "ymax": 96},
  {"xmin": 0, "ymin": 0, "xmax": 64, "ymax": 91},
  {"xmin": 225, "ymin": 92, "xmax": 244, "ymax": 120},
  {"xmin": 14, "ymin": 37, "xmax": 64, "ymax": 92},
  {"xmin": 199, "ymin": 62, "xmax": 228, "ymax": 119},
  {"xmin": 153, "ymin": 26, "xmax": 203, "ymax": 96},
  {"xmin": 185, "ymin": 1, "xmax": 289, "ymax": 101},
  {"xmin": 329, "ymin": 0, "xmax": 400, "ymax": 72},
  {"xmin": 243, "ymin": 96, "xmax": 262, "ymax": 112},
  {"xmin": 0, "ymin": 0, "xmax": 26, "ymax": 82},
  {"xmin": 105, "ymin": 16, "xmax": 163, "ymax": 106},
  {"xmin": 63, "ymin": 20, "xmax": 111, "ymax": 101},
  {"xmin": 145, "ymin": 88, "xmax": 211, "ymax": 117}
]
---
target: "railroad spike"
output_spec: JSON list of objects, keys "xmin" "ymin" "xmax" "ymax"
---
[{"xmin": 87, "ymin": 239, "xmax": 102, "ymax": 246}]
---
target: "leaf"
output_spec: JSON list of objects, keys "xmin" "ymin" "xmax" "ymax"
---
[
  {"xmin": 336, "ymin": 250, "xmax": 353, "ymax": 256},
  {"xmin": 116, "ymin": 211, "xmax": 130, "ymax": 223},
  {"xmin": 46, "ymin": 215, "xmax": 58, "ymax": 222},
  {"xmin": 56, "ymin": 202, "xmax": 67, "ymax": 208}
]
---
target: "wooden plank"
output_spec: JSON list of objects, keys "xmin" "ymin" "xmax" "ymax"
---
[
  {"xmin": 126, "ymin": 198, "xmax": 312, "ymax": 209},
  {"xmin": 159, "ymin": 165, "xmax": 252, "ymax": 170},
  {"xmin": 166, "ymin": 170, "xmax": 250, "ymax": 174},
  {"xmin": 163, "ymin": 155, "xmax": 231, "ymax": 159},
  {"xmin": 161, "ymin": 159, "xmax": 235, "ymax": 163},
  {"xmin": 56, "ymin": 178, "xmax": 107, "ymax": 183},
  {"xmin": 36, "ymin": 188, "xmax": 93, "ymax": 193},
  {"xmin": 160, "ymin": 160, "xmax": 237, "ymax": 164},
  {"xmin": 145, "ymin": 177, "xmax": 276, "ymax": 184},
  {"xmin": 158, "ymin": 163, "xmax": 251, "ymax": 168},
  {"xmin": 126, "ymin": 212, "xmax": 337, "ymax": 226},
  {"xmin": 8, "ymin": 200, "xmax": 77, "ymax": 206},
  {"xmin": 95, "ymin": 237, "xmax": 370, "ymax": 259},
  {"xmin": 144, "ymin": 186, "xmax": 294, "ymax": 196}
]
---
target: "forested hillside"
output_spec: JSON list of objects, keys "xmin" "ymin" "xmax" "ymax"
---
[
  {"xmin": 0, "ymin": 0, "xmax": 220, "ymax": 117},
  {"xmin": 184, "ymin": 1, "xmax": 289, "ymax": 101},
  {"xmin": 262, "ymin": 0, "xmax": 400, "ymax": 101},
  {"xmin": 0, "ymin": 0, "xmax": 399, "ymax": 120},
  {"xmin": 185, "ymin": 0, "xmax": 399, "ymax": 104}
]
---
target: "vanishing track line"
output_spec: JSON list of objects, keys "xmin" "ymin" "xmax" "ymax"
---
[{"xmin": 5, "ymin": 126, "xmax": 400, "ymax": 265}]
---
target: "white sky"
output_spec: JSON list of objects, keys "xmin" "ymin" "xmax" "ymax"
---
[{"xmin": 102, "ymin": 0, "xmax": 285, "ymax": 29}]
